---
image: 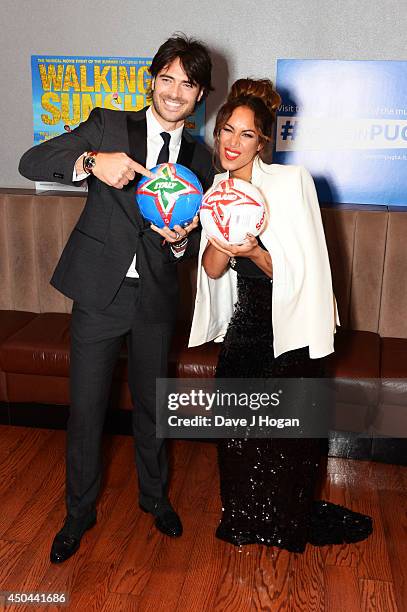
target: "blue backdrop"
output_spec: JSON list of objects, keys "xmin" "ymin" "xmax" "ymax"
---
[{"xmin": 274, "ymin": 60, "xmax": 407, "ymax": 206}]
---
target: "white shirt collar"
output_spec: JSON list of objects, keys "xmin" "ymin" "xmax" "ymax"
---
[{"xmin": 146, "ymin": 106, "xmax": 183, "ymax": 148}]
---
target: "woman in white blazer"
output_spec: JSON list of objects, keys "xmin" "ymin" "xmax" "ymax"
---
[{"xmin": 189, "ymin": 78, "xmax": 372, "ymax": 552}]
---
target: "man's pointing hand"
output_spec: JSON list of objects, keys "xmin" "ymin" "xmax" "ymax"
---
[{"xmin": 91, "ymin": 152, "xmax": 154, "ymax": 188}]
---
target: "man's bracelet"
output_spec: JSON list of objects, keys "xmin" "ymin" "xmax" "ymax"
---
[{"xmin": 171, "ymin": 237, "xmax": 188, "ymax": 251}]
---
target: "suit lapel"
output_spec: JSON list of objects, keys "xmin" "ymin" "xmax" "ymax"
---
[
  {"xmin": 121, "ymin": 111, "xmax": 149, "ymax": 229},
  {"xmin": 127, "ymin": 112, "xmax": 147, "ymax": 165},
  {"xmin": 177, "ymin": 132, "xmax": 195, "ymax": 167}
]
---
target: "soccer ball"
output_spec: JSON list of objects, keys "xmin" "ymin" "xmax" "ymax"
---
[
  {"xmin": 136, "ymin": 163, "xmax": 203, "ymax": 228},
  {"xmin": 200, "ymin": 178, "xmax": 266, "ymax": 244}
]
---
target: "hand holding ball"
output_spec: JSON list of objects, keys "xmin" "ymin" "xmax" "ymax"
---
[
  {"xmin": 136, "ymin": 163, "xmax": 203, "ymax": 229},
  {"xmin": 200, "ymin": 178, "xmax": 266, "ymax": 244}
]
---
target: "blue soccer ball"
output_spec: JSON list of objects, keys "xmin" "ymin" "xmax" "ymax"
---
[{"xmin": 136, "ymin": 163, "xmax": 203, "ymax": 229}]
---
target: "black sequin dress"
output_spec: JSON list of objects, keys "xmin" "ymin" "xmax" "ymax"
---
[{"xmin": 215, "ymin": 246, "xmax": 373, "ymax": 552}]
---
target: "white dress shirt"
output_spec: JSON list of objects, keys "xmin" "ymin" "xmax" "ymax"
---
[
  {"xmin": 73, "ymin": 106, "xmax": 184, "ymax": 278},
  {"xmin": 126, "ymin": 107, "xmax": 184, "ymax": 277}
]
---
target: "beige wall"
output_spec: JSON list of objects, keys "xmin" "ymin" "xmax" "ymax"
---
[{"xmin": 1, "ymin": 0, "xmax": 407, "ymax": 188}]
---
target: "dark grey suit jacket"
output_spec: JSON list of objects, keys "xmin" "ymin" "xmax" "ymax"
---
[{"xmin": 19, "ymin": 107, "xmax": 213, "ymax": 321}]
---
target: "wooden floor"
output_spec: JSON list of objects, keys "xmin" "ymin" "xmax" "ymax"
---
[{"xmin": 0, "ymin": 425, "xmax": 405, "ymax": 612}]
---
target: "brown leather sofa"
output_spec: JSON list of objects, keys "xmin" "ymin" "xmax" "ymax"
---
[{"xmin": 0, "ymin": 189, "xmax": 406, "ymax": 462}]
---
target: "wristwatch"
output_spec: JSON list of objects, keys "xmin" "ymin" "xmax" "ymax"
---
[{"xmin": 83, "ymin": 151, "xmax": 98, "ymax": 174}]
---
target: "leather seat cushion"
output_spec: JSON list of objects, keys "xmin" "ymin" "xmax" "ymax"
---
[
  {"xmin": 169, "ymin": 327, "xmax": 221, "ymax": 378},
  {"xmin": 327, "ymin": 329, "xmax": 380, "ymax": 378},
  {"xmin": 0, "ymin": 312, "xmax": 129, "ymax": 381},
  {"xmin": 0, "ymin": 313, "xmax": 71, "ymax": 376},
  {"xmin": 379, "ymin": 337, "xmax": 407, "ymax": 409},
  {"xmin": 324, "ymin": 329, "xmax": 381, "ymax": 416},
  {"xmin": 0, "ymin": 311, "xmax": 39, "ymax": 400},
  {"xmin": 381, "ymin": 337, "xmax": 407, "ymax": 377},
  {"xmin": 0, "ymin": 310, "xmax": 38, "ymax": 344}
]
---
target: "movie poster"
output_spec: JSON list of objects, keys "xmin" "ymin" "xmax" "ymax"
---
[
  {"xmin": 31, "ymin": 55, "xmax": 206, "ymax": 191},
  {"xmin": 274, "ymin": 60, "xmax": 407, "ymax": 206}
]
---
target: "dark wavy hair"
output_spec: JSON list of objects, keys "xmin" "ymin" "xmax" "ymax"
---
[
  {"xmin": 149, "ymin": 34, "xmax": 213, "ymax": 100},
  {"xmin": 214, "ymin": 78, "xmax": 281, "ymax": 164}
]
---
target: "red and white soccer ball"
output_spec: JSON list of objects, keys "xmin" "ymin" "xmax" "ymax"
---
[{"xmin": 200, "ymin": 178, "xmax": 266, "ymax": 244}]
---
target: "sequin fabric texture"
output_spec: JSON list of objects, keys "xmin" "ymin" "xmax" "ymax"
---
[{"xmin": 215, "ymin": 274, "xmax": 373, "ymax": 552}]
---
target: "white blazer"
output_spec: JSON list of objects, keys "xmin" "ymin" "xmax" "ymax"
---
[{"xmin": 188, "ymin": 158, "xmax": 339, "ymax": 359}]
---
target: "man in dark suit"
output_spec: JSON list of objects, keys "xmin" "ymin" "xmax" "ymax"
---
[{"xmin": 19, "ymin": 35, "xmax": 213, "ymax": 563}]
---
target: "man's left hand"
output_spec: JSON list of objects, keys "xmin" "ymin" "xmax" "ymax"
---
[{"xmin": 150, "ymin": 215, "xmax": 199, "ymax": 244}]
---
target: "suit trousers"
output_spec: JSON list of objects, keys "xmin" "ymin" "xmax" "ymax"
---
[{"xmin": 67, "ymin": 279, "xmax": 174, "ymax": 522}]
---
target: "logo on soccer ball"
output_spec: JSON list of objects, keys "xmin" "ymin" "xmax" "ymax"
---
[
  {"xmin": 201, "ymin": 179, "xmax": 264, "ymax": 241},
  {"xmin": 137, "ymin": 163, "xmax": 201, "ymax": 226}
]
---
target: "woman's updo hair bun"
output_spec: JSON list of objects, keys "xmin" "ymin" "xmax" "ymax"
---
[
  {"xmin": 227, "ymin": 78, "xmax": 281, "ymax": 117},
  {"xmin": 214, "ymin": 78, "xmax": 281, "ymax": 165}
]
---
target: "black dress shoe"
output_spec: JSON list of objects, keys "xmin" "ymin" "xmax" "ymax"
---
[
  {"xmin": 50, "ymin": 516, "xmax": 96, "ymax": 563},
  {"xmin": 139, "ymin": 498, "xmax": 183, "ymax": 538}
]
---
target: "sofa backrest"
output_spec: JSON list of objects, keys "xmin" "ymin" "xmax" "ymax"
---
[
  {"xmin": 378, "ymin": 211, "xmax": 407, "ymax": 338},
  {"xmin": 0, "ymin": 191, "xmax": 83, "ymax": 313},
  {"xmin": 1, "ymin": 190, "xmax": 406, "ymax": 339},
  {"xmin": 321, "ymin": 208, "xmax": 407, "ymax": 338}
]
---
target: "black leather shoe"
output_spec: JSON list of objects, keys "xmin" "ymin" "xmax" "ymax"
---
[
  {"xmin": 139, "ymin": 498, "xmax": 183, "ymax": 538},
  {"xmin": 50, "ymin": 516, "xmax": 96, "ymax": 563}
]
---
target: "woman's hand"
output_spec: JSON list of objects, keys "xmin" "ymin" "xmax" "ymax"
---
[
  {"xmin": 208, "ymin": 233, "xmax": 260, "ymax": 259},
  {"xmin": 206, "ymin": 233, "xmax": 273, "ymax": 279}
]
